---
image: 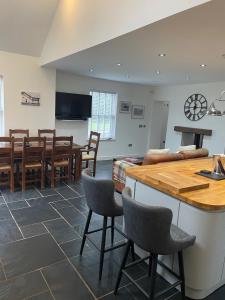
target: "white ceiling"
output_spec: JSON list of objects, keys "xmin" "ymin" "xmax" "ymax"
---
[
  {"xmin": 0, "ymin": 0, "xmax": 59, "ymax": 56},
  {"xmin": 48, "ymin": 0, "xmax": 225, "ymax": 86}
]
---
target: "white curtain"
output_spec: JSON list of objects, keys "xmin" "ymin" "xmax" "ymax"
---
[
  {"xmin": 88, "ymin": 91, "xmax": 117, "ymax": 140},
  {"xmin": 0, "ymin": 77, "xmax": 3, "ymax": 135}
]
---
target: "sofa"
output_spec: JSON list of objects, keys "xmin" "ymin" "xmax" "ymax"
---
[{"xmin": 113, "ymin": 148, "xmax": 209, "ymax": 193}]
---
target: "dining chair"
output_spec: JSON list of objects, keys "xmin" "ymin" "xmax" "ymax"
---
[
  {"xmin": 21, "ymin": 137, "xmax": 46, "ymax": 191},
  {"xmin": 81, "ymin": 131, "xmax": 100, "ymax": 176},
  {"xmin": 0, "ymin": 137, "xmax": 15, "ymax": 192},
  {"xmin": 9, "ymin": 129, "xmax": 29, "ymax": 142},
  {"xmin": 47, "ymin": 136, "xmax": 73, "ymax": 188},
  {"xmin": 38, "ymin": 129, "xmax": 56, "ymax": 141}
]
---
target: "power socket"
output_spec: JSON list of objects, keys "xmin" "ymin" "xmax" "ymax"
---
[{"xmin": 128, "ymin": 144, "xmax": 132, "ymax": 147}]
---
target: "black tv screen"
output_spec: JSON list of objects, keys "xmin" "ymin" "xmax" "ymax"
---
[{"xmin": 55, "ymin": 92, "xmax": 92, "ymax": 120}]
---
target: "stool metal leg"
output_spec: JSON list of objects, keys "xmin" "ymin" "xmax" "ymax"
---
[
  {"xmin": 148, "ymin": 254, "xmax": 152, "ymax": 277},
  {"xmin": 114, "ymin": 240, "xmax": 132, "ymax": 295},
  {"xmin": 80, "ymin": 209, "xmax": 92, "ymax": 255},
  {"xmin": 99, "ymin": 216, "xmax": 108, "ymax": 280},
  {"xmin": 149, "ymin": 253, "xmax": 158, "ymax": 300},
  {"xmin": 130, "ymin": 241, "xmax": 135, "ymax": 261},
  {"xmin": 178, "ymin": 251, "xmax": 186, "ymax": 300},
  {"xmin": 111, "ymin": 217, "xmax": 114, "ymax": 246}
]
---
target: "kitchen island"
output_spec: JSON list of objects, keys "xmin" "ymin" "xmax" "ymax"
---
[{"xmin": 126, "ymin": 158, "xmax": 225, "ymax": 299}]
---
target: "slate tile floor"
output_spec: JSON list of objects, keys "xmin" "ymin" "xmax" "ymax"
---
[{"xmin": 0, "ymin": 160, "xmax": 223, "ymax": 299}]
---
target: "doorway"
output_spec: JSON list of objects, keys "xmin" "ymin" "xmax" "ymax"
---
[{"xmin": 149, "ymin": 101, "xmax": 169, "ymax": 149}]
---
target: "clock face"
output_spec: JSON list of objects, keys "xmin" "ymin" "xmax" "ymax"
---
[{"xmin": 184, "ymin": 94, "xmax": 208, "ymax": 121}]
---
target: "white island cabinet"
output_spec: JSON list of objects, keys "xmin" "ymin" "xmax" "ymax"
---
[{"xmin": 125, "ymin": 176, "xmax": 225, "ymax": 299}]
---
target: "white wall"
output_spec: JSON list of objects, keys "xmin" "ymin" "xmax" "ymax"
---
[
  {"xmin": 0, "ymin": 51, "xmax": 56, "ymax": 135},
  {"xmin": 41, "ymin": 0, "xmax": 210, "ymax": 65},
  {"xmin": 153, "ymin": 81, "xmax": 225, "ymax": 154},
  {"xmin": 56, "ymin": 72, "xmax": 153, "ymax": 160}
]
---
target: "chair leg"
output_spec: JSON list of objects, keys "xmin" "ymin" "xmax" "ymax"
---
[
  {"xmin": 99, "ymin": 216, "xmax": 107, "ymax": 280},
  {"xmin": 41, "ymin": 167, "xmax": 45, "ymax": 190},
  {"xmin": 93, "ymin": 159, "xmax": 97, "ymax": 177},
  {"xmin": 178, "ymin": 251, "xmax": 186, "ymax": 300},
  {"xmin": 111, "ymin": 217, "xmax": 114, "ymax": 246},
  {"xmin": 22, "ymin": 169, "xmax": 26, "ymax": 192},
  {"xmin": 80, "ymin": 210, "xmax": 92, "ymax": 255},
  {"xmin": 149, "ymin": 254, "xmax": 158, "ymax": 300},
  {"xmin": 10, "ymin": 170, "xmax": 14, "ymax": 192},
  {"xmin": 51, "ymin": 166, "xmax": 55, "ymax": 188},
  {"xmin": 114, "ymin": 240, "xmax": 132, "ymax": 295},
  {"xmin": 130, "ymin": 241, "xmax": 135, "ymax": 261}
]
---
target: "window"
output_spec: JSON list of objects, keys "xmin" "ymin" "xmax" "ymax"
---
[
  {"xmin": 0, "ymin": 77, "xmax": 3, "ymax": 135},
  {"xmin": 88, "ymin": 90, "xmax": 117, "ymax": 140}
]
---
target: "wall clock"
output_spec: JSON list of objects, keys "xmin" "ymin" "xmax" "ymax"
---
[{"xmin": 184, "ymin": 93, "xmax": 208, "ymax": 121}]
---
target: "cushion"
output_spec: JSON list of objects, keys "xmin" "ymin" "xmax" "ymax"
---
[
  {"xmin": 177, "ymin": 145, "xmax": 196, "ymax": 152},
  {"xmin": 180, "ymin": 148, "xmax": 209, "ymax": 160},
  {"xmin": 143, "ymin": 153, "xmax": 184, "ymax": 165},
  {"xmin": 147, "ymin": 148, "xmax": 170, "ymax": 155}
]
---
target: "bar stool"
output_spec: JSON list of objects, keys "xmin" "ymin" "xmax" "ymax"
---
[
  {"xmin": 80, "ymin": 169, "xmax": 134, "ymax": 280},
  {"xmin": 114, "ymin": 187, "xmax": 196, "ymax": 300}
]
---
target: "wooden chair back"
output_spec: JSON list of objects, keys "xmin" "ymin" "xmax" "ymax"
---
[
  {"xmin": 0, "ymin": 137, "xmax": 14, "ymax": 166},
  {"xmin": 38, "ymin": 129, "xmax": 56, "ymax": 141},
  {"xmin": 52, "ymin": 136, "xmax": 73, "ymax": 163},
  {"xmin": 88, "ymin": 131, "xmax": 100, "ymax": 157},
  {"xmin": 9, "ymin": 129, "xmax": 29, "ymax": 142},
  {"xmin": 22, "ymin": 137, "xmax": 46, "ymax": 165}
]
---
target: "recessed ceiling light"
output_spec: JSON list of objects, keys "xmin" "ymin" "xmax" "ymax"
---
[
  {"xmin": 200, "ymin": 64, "xmax": 207, "ymax": 67},
  {"xmin": 156, "ymin": 70, "xmax": 160, "ymax": 75},
  {"xmin": 117, "ymin": 63, "xmax": 121, "ymax": 66},
  {"xmin": 158, "ymin": 53, "xmax": 166, "ymax": 57}
]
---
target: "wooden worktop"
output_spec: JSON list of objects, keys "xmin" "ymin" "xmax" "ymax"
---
[{"xmin": 126, "ymin": 157, "xmax": 225, "ymax": 211}]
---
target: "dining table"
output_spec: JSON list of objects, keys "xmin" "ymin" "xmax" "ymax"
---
[{"xmin": 0, "ymin": 141, "xmax": 83, "ymax": 181}]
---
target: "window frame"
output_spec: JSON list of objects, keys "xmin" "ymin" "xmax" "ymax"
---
[{"xmin": 88, "ymin": 90, "xmax": 118, "ymax": 141}]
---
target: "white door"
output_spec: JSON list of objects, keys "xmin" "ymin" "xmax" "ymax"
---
[{"xmin": 149, "ymin": 101, "xmax": 169, "ymax": 149}]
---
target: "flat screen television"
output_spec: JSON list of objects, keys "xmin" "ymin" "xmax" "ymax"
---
[{"xmin": 55, "ymin": 92, "xmax": 92, "ymax": 120}]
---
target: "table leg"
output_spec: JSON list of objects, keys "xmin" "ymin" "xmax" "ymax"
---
[{"xmin": 74, "ymin": 150, "xmax": 82, "ymax": 181}]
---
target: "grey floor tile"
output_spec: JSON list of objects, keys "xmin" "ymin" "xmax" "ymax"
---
[
  {"xmin": 68, "ymin": 197, "xmax": 89, "ymax": 215},
  {"xmin": 61, "ymin": 238, "xmax": 90, "ymax": 258},
  {"xmin": 0, "ymin": 196, "xmax": 5, "ymax": 205},
  {"xmin": 67, "ymin": 183, "xmax": 85, "ymax": 196},
  {"xmin": 38, "ymin": 188, "xmax": 59, "ymax": 197},
  {"xmin": 2, "ymin": 188, "xmax": 40, "ymax": 203},
  {"xmin": 0, "ymin": 263, "xmax": 6, "ymax": 281},
  {"xmin": 0, "ymin": 270, "xmax": 48, "ymax": 300},
  {"xmin": 55, "ymin": 206, "xmax": 86, "ymax": 226},
  {"xmin": 0, "ymin": 219, "xmax": 22, "ymax": 244},
  {"xmin": 70, "ymin": 249, "xmax": 128, "ymax": 298},
  {"xmin": 7, "ymin": 200, "xmax": 29, "ymax": 210},
  {"xmin": 100, "ymin": 287, "xmax": 135, "ymax": 299},
  {"xmin": 11, "ymin": 204, "xmax": 60, "ymax": 226},
  {"xmin": 27, "ymin": 194, "xmax": 63, "ymax": 206},
  {"xmin": 21, "ymin": 223, "xmax": 48, "ymax": 238},
  {"xmin": 43, "ymin": 218, "xmax": 80, "ymax": 244},
  {"xmin": 55, "ymin": 186, "xmax": 80, "ymax": 199},
  {"xmin": 42, "ymin": 259, "xmax": 94, "ymax": 300},
  {"xmin": 50, "ymin": 200, "xmax": 73, "ymax": 210},
  {"xmin": 0, "ymin": 205, "xmax": 12, "ymax": 221},
  {"xmin": 26, "ymin": 291, "xmax": 54, "ymax": 300},
  {"xmin": 0, "ymin": 234, "xmax": 65, "ymax": 278}
]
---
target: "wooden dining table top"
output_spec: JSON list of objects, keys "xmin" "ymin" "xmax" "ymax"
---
[{"xmin": 0, "ymin": 142, "xmax": 83, "ymax": 156}]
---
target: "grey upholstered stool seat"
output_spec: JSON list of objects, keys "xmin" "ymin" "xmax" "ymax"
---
[
  {"xmin": 114, "ymin": 187, "xmax": 196, "ymax": 299},
  {"xmin": 80, "ymin": 169, "xmax": 134, "ymax": 280}
]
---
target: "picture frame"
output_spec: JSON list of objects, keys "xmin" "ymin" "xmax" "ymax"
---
[
  {"xmin": 21, "ymin": 91, "xmax": 40, "ymax": 106},
  {"xmin": 119, "ymin": 101, "xmax": 131, "ymax": 113},
  {"xmin": 131, "ymin": 105, "xmax": 145, "ymax": 119}
]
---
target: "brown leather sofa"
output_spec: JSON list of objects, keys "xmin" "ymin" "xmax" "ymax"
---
[
  {"xmin": 143, "ymin": 148, "xmax": 209, "ymax": 165},
  {"xmin": 113, "ymin": 148, "xmax": 209, "ymax": 193}
]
